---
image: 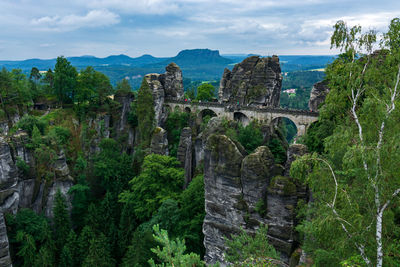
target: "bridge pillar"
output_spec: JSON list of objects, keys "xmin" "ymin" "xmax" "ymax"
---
[{"xmin": 297, "ymin": 124, "xmax": 307, "ymax": 136}]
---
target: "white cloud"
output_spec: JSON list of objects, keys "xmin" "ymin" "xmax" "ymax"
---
[
  {"xmin": 31, "ymin": 9, "xmax": 120, "ymax": 31},
  {"xmin": 84, "ymin": 0, "xmax": 180, "ymax": 14}
]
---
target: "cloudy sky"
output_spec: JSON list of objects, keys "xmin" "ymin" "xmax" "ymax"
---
[{"xmin": 1, "ymin": 0, "xmax": 399, "ymax": 60}]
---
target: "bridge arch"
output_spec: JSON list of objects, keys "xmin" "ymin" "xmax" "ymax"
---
[
  {"xmin": 184, "ymin": 107, "xmax": 191, "ymax": 113},
  {"xmin": 271, "ymin": 117, "xmax": 299, "ymax": 143},
  {"xmin": 198, "ymin": 108, "xmax": 218, "ymax": 120},
  {"xmin": 234, "ymin": 112, "xmax": 250, "ymax": 126}
]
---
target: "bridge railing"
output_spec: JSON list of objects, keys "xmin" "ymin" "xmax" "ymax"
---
[{"xmin": 164, "ymin": 98, "xmax": 319, "ymax": 117}]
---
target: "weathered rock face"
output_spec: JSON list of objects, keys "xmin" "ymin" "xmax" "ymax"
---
[
  {"xmin": 0, "ymin": 213, "xmax": 12, "ymax": 267},
  {"xmin": 145, "ymin": 63, "xmax": 184, "ymax": 127},
  {"xmin": 0, "ymin": 137, "xmax": 18, "ymax": 193},
  {"xmin": 0, "ymin": 131, "xmax": 74, "ymax": 266},
  {"xmin": 0, "ymin": 134, "xmax": 73, "ymax": 215},
  {"xmin": 145, "ymin": 73, "xmax": 166, "ymax": 127},
  {"xmin": 203, "ymin": 134, "xmax": 245, "ymax": 265},
  {"xmin": 284, "ymin": 144, "xmax": 308, "ymax": 177},
  {"xmin": 150, "ymin": 127, "xmax": 169, "ymax": 155},
  {"xmin": 164, "ymin": 63, "xmax": 184, "ymax": 99},
  {"xmin": 177, "ymin": 127, "xmax": 193, "ymax": 188},
  {"xmin": 203, "ymin": 134, "xmax": 306, "ymax": 265},
  {"xmin": 111, "ymin": 92, "xmax": 136, "ymax": 154},
  {"xmin": 44, "ymin": 180, "xmax": 73, "ymax": 218},
  {"xmin": 308, "ymin": 80, "xmax": 329, "ymax": 111},
  {"xmin": 218, "ymin": 56, "xmax": 282, "ymax": 107}
]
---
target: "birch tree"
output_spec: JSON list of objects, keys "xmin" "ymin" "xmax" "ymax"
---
[{"xmin": 291, "ymin": 18, "xmax": 400, "ymax": 267}]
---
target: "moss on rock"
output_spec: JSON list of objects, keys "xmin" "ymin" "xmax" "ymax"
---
[{"xmin": 269, "ymin": 175, "xmax": 297, "ymax": 196}]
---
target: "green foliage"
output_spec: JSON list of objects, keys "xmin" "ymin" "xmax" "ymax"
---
[
  {"xmin": 0, "ymin": 67, "xmax": 32, "ymax": 116},
  {"xmin": 59, "ymin": 230, "xmax": 79, "ymax": 267},
  {"xmin": 127, "ymin": 100, "xmax": 138, "ymax": 128},
  {"xmin": 148, "ymin": 224, "xmax": 205, "ymax": 267},
  {"xmin": 92, "ymin": 138, "xmax": 133, "ymax": 196},
  {"xmin": 16, "ymin": 157, "xmax": 30, "ymax": 176},
  {"xmin": 177, "ymin": 175, "xmax": 205, "ymax": 256},
  {"xmin": 196, "ymin": 83, "xmax": 216, "ymax": 101},
  {"xmin": 31, "ymin": 125, "xmax": 42, "ymax": 148},
  {"xmin": 82, "ymin": 233, "xmax": 115, "ymax": 267},
  {"xmin": 52, "ymin": 190, "xmax": 71, "ymax": 262},
  {"xmin": 78, "ymin": 226, "xmax": 96, "ymax": 264},
  {"xmin": 33, "ymin": 244, "xmax": 55, "ymax": 267},
  {"xmin": 267, "ymin": 138, "xmax": 287, "ymax": 164},
  {"xmin": 16, "ymin": 114, "xmax": 46, "ymax": 136},
  {"xmin": 238, "ymin": 122, "xmax": 263, "ymax": 153},
  {"xmin": 54, "ymin": 56, "xmax": 78, "ymax": 105},
  {"xmin": 122, "ymin": 228, "xmax": 159, "ymax": 267},
  {"xmin": 47, "ymin": 126, "xmax": 71, "ymax": 146},
  {"xmin": 116, "ymin": 78, "xmax": 132, "ymax": 94},
  {"xmin": 224, "ymin": 225, "xmax": 279, "ymax": 266},
  {"xmin": 6, "ymin": 209, "xmax": 53, "ymax": 267},
  {"xmin": 68, "ymin": 180, "xmax": 91, "ymax": 229},
  {"xmin": 119, "ymin": 154, "xmax": 184, "ymax": 221},
  {"xmin": 16, "ymin": 231, "xmax": 36, "ymax": 267},
  {"xmin": 165, "ymin": 110, "xmax": 190, "ymax": 157},
  {"xmin": 291, "ymin": 18, "xmax": 400, "ymax": 267},
  {"xmin": 34, "ymin": 144, "xmax": 56, "ymax": 181},
  {"xmin": 137, "ymin": 78, "xmax": 155, "ymax": 147}
]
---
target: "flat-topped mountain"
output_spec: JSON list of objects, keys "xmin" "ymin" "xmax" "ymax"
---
[{"xmin": 166, "ymin": 49, "xmax": 232, "ymax": 65}]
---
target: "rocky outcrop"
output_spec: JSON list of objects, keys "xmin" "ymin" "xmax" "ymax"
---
[
  {"xmin": 0, "ymin": 213, "xmax": 12, "ymax": 267},
  {"xmin": 150, "ymin": 127, "xmax": 169, "ymax": 155},
  {"xmin": 203, "ymin": 134, "xmax": 245, "ymax": 265},
  {"xmin": 0, "ymin": 134, "xmax": 73, "ymax": 216},
  {"xmin": 145, "ymin": 73, "xmax": 166, "ymax": 127},
  {"xmin": 44, "ymin": 180, "xmax": 73, "ymax": 218},
  {"xmin": 203, "ymin": 133, "xmax": 306, "ymax": 265},
  {"xmin": 145, "ymin": 63, "xmax": 184, "ymax": 127},
  {"xmin": 284, "ymin": 144, "xmax": 307, "ymax": 177},
  {"xmin": 164, "ymin": 63, "xmax": 184, "ymax": 99},
  {"xmin": 111, "ymin": 92, "xmax": 136, "ymax": 154},
  {"xmin": 308, "ymin": 80, "xmax": 329, "ymax": 111},
  {"xmin": 218, "ymin": 56, "xmax": 282, "ymax": 107},
  {"xmin": 0, "ymin": 137, "xmax": 19, "ymax": 192},
  {"xmin": 177, "ymin": 127, "xmax": 193, "ymax": 188}
]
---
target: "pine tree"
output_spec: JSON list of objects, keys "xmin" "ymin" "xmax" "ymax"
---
[
  {"xmin": 82, "ymin": 233, "xmax": 115, "ymax": 267},
  {"xmin": 59, "ymin": 230, "xmax": 79, "ymax": 267},
  {"xmin": 52, "ymin": 190, "xmax": 71, "ymax": 262},
  {"xmin": 78, "ymin": 225, "xmax": 96, "ymax": 265},
  {"xmin": 33, "ymin": 245, "xmax": 55, "ymax": 267},
  {"xmin": 16, "ymin": 231, "xmax": 36, "ymax": 267},
  {"xmin": 31, "ymin": 125, "xmax": 42, "ymax": 148}
]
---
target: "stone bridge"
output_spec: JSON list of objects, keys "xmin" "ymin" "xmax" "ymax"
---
[{"xmin": 164, "ymin": 98, "xmax": 319, "ymax": 136}]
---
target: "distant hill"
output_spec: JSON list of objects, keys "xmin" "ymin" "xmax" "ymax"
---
[
  {"xmin": 163, "ymin": 49, "xmax": 232, "ymax": 66},
  {"xmin": 0, "ymin": 54, "xmax": 168, "ymax": 71},
  {"xmin": 95, "ymin": 49, "xmax": 233, "ymax": 87},
  {"xmin": 0, "ymin": 50, "xmax": 335, "ymax": 89}
]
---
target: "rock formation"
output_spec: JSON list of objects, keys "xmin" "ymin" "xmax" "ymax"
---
[
  {"xmin": 164, "ymin": 63, "xmax": 184, "ymax": 99},
  {"xmin": 202, "ymin": 130, "xmax": 308, "ymax": 265},
  {"xmin": 0, "ymin": 131, "xmax": 74, "ymax": 265},
  {"xmin": 0, "ymin": 213, "xmax": 12, "ymax": 267},
  {"xmin": 114, "ymin": 91, "xmax": 134, "ymax": 137},
  {"xmin": 218, "ymin": 55, "xmax": 282, "ymax": 107},
  {"xmin": 145, "ymin": 63, "xmax": 184, "ymax": 127},
  {"xmin": 113, "ymin": 91, "xmax": 135, "ymax": 153},
  {"xmin": 203, "ymin": 134, "xmax": 245, "ymax": 264},
  {"xmin": 150, "ymin": 127, "xmax": 169, "ymax": 155},
  {"xmin": 145, "ymin": 73, "xmax": 166, "ymax": 127},
  {"xmin": 177, "ymin": 127, "xmax": 193, "ymax": 188},
  {"xmin": 308, "ymin": 80, "xmax": 329, "ymax": 111}
]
